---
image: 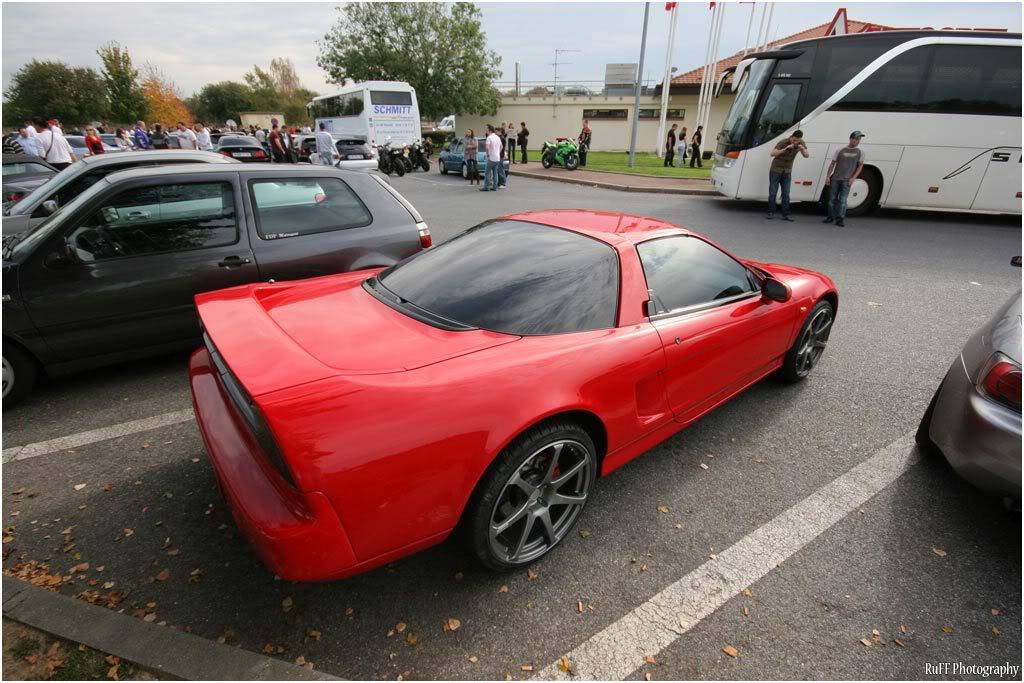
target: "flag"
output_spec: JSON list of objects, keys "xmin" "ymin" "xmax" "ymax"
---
[{"xmin": 665, "ymin": 2, "xmax": 677, "ymax": 9}]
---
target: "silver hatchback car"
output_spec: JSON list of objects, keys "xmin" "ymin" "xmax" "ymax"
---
[{"xmin": 917, "ymin": 256, "xmax": 1022, "ymax": 504}]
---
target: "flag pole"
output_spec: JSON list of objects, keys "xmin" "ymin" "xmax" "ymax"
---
[
  {"xmin": 700, "ymin": 2, "xmax": 725, "ymax": 133},
  {"xmin": 655, "ymin": 2, "xmax": 679, "ymax": 158},
  {"xmin": 628, "ymin": 2, "xmax": 651, "ymax": 167},
  {"xmin": 694, "ymin": 2, "xmax": 718, "ymax": 150}
]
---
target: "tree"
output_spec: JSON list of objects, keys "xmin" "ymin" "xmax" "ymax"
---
[
  {"xmin": 97, "ymin": 43, "xmax": 146, "ymax": 124},
  {"xmin": 140, "ymin": 64, "xmax": 191, "ymax": 125},
  {"xmin": 243, "ymin": 60, "xmax": 316, "ymax": 125},
  {"xmin": 187, "ymin": 81, "xmax": 254, "ymax": 124},
  {"xmin": 317, "ymin": 2, "xmax": 502, "ymax": 119},
  {"xmin": 3, "ymin": 59, "xmax": 108, "ymax": 126},
  {"xmin": 268, "ymin": 57, "xmax": 302, "ymax": 98}
]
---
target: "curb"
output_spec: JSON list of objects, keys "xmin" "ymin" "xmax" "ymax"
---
[
  {"xmin": 509, "ymin": 169, "xmax": 718, "ymax": 196},
  {"xmin": 2, "ymin": 576, "xmax": 339, "ymax": 681}
]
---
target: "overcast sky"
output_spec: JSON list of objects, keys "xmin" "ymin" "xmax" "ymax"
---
[{"xmin": 2, "ymin": 1, "xmax": 1020, "ymax": 98}]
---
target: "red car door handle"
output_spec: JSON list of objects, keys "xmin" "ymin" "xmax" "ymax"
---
[
  {"xmin": 675, "ymin": 337, "xmax": 682, "ymax": 345},
  {"xmin": 218, "ymin": 256, "xmax": 251, "ymax": 268}
]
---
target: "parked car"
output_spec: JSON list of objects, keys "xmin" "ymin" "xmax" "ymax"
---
[
  {"xmin": 294, "ymin": 133, "xmax": 377, "ymax": 172},
  {"xmin": 438, "ymin": 137, "xmax": 509, "ymax": 178},
  {"xmin": 210, "ymin": 131, "xmax": 247, "ymax": 146},
  {"xmin": 917, "ymin": 256, "xmax": 1022, "ymax": 504},
  {"xmin": 65, "ymin": 135, "xmax": 121, "ymax": 157},
  {"xmin": 2, "ymin": 150, "xmax": 239, "ymax": 239},
  {"xmin": 189, "ymin": 209, "xmax": 839, "ymax": 581},
  {"xmin": 2, "ymin": 154, "xmax": 58, "ymax": 207},
  {"xmin": 99, "ymin": 134, "xmax": 130, "ymax": 152},
  {"xmin": 214, "ymin": 135, "xmax": 269, "ymax": 162},
  {"xmin": 2, "ymin": 164, "xmax": 430, "ymax": 405}
]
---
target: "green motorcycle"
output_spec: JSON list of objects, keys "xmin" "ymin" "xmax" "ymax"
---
[{"xmin": 540, "ymin": 137, "xmax": 580, "ymax": 170}]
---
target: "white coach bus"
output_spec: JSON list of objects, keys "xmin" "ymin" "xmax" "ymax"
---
[
  {"xmin": 308, "ymin": 81, "xmax": 422, "ymax": 146},
  {"xmin": 711, "ymin": 30, "xmax": 1021, "ymax": 215}
]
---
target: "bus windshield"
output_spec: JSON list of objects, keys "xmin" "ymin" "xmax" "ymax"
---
[{"xmin": 718, "ymin": 59, "xmax": 774, "ymax": 146}]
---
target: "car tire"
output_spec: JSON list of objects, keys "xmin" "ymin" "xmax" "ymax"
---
[
  {"xmin": 844, "ymin": 167, "xmax": 881, "ymax": 217},
  {"xmin": 780, "ymin": 299, "xmax": 834, "ymax": 383},
  {"xmin": 466, "ymin": 421, "xmax": 597, "ymax": 571},
  {"xmin": 915, "ymin": 384, "xmax": 942, "ymax": 458},
  {"xmin": 439, "ymin": 160, "xmax": 448, "ymax": 175},
  {"xmin": 3, "ymin": 343, "xmax": 36, "ymax": 408}
]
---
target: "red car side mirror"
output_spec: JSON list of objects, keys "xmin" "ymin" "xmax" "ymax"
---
[{"xmin": 762, "ymin": 277, "xmax": 791, "ymax": 303}]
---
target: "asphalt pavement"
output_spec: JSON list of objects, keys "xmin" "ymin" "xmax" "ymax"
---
[{"xmin": 2, "ymin": 171, "xmax": 1021, "ymax": 680}]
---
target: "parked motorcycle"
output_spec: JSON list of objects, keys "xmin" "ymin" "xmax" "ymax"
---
[
  {"xmin": 408, "ymin": 140, "xmax": 431, "ymax": 172},
  {"xmin": 540, "ymin": 137, "xmax": 580, "ymax": 170},
  {"xmin": 377, "ymin": 140, "xmax": 406, "ymax": 176}
]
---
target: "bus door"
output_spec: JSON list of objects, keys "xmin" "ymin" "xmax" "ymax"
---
[
  {"xmin": 971, "ymin": 147, "xmax": 1023, "ymax": 213},
  {"xmin": 747, "ymin": 79, "xmax": 823, "ymax": 201}
]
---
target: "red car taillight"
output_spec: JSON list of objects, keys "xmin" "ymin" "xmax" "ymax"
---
[
  {"xmin": 980, "ymin": 354, "xmax": 1022, "ymax": 411},
  {"xmin": 255, "ymin": 149, "xmax": 267, "ymax": 159},
  {"xmin": 417, "ymin": 221, "xmax": 432, "ymax": 248},
  {"xmin": 221, "ymin": 150, "xmax": 233, "ymax": 157},
  {"xmin": 8, "ymin": 192, "xmax": 24, "ymax": 202}
]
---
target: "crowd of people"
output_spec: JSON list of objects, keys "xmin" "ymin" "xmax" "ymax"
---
[{"xmin": 663, "ymin": 123, "xmax": 704, "ymax": 168}]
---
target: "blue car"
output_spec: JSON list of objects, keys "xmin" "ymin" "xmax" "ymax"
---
[{"xmin": 438, "ymin": 137, "xmax": 509, "ymax": 178}]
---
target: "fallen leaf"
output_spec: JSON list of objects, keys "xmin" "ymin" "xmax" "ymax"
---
[
  {"xmin": 520, "ymin": 664, "xmax": 534, "ymax": 671},
  {"xmin": 674, "ymin": 523, "xmax": 682, "ymax": 529},
  {"xmin": 527, "ymin": 567, "xmax": 538, "ymax": 581},
  {"xmin": 699, "ymin": 463, "xmax": 709, "ymax": 470},
  {"xmin": 498, "ymin": 584, "xmax": 509, "ymax": 593},
  {"xmin": 306, "ymin": 629, "xmax": 321, "ymax": 640},
  {"xmin": 640, "ymin": 564, "xmax": 648, "ymax": 572},
  {"xmin": 722, "ymin": 645, "xmax": 738, "ymax": 658},
  {"xmin": 709, "ymin": 554, "xmax": 718, "ymax": 560},
  {"xmin": 867, "ymin": 301, "xmax": 883, "ymax": 307},
  {"xmin": 405, "ymin": 633, "xmax": 418, "ymax": 646},
  {"xmin": 579, "ymin": 529, "xmax": 591, "ymax": 538},
  {"xmin": 741, "ymin": 588, "xmax": 753, "ymax": 597},
  {"xmin": 143, "ymin": 613, "xmax": 156, "ymax": 623},
  {"xmin": 191, "ymin": 458, "xmax": 200, "ymax": 463},
  {"xmin": 991, "ymin": 608, "xmax": 1001, "ymax": 616},
  {"xmin": 155, "ymin": 569, "xmax": 170, "ymax": 582},
  {"xmin": 262, "ymin": 644, "xmax": 275, "ymax": 654},
  {"xmin": 557, "ymin": 655, "xmax": 570, "ymax": 673},
  {"xmin": 103, "ymin": 581, "xmax": 115, "ymax": 589},
  {"xmin": 166, "ymin": 548, "xmax": 179, "ymax": 556},
  {"xmin": 123, "ymin": 528, "xmax": 134, "ymax": 537},
  {"xmin": 74, "ymin": 484, "xmax": 87, "ymax": 491},
  {"xmin": 444, "ymin": 617, "xmax": 461, "ymax": 632},
  {"xmin": 345, "ymin": 607, "xmax": 354, "ymax": 616},
  {"xmin": 282, "ymin": 597, "xmax": 293, "ymax": 612},
  {"xmin": 577, "ymin": 600, "xmax": 584, "ymax": 613},
  {"xmin": 894, "ymin": 638, "xmax": 906, "ymax": 648},
  {"xmin": 295, "ymin": 656, "xmax": 306, "ymax": 666},
  {"xmin": 900, "ymin": 624, "xmax": 907, "ymax": 634},
  {"xmin": 395, "ymin": 622, "xmax": 407, "ymax": 633},
  {"xmin": 743, "ymin": 607, "xmax": 749, "ymax": 616},
  {"xmin": 644, "ymin": 673, "xmax": 652, "ymax": 681},
  {"xmin": 102, "ymin": 484, "xmax": 112, "ymax": 492},
  {"xmin": 931, "ymin": 547, "xmax": 947, "ymax": 557},
  {"xmin": 942, "ymin": 624, "xmax": 954, "ymax": 634},
  {"xmin": 860, "ymin": 638, "xmax": 872, "ymax": 647},
  {"xmin": 992, "ymin": 627, "xmax": 1001, "ymax": 637},
  {"xmin": 657, "ymin": 505, "xmax": 669, "ymax": 513},
  {"xmin": 469, "ymin": 656, "xmax": 479, "ymax": 663},
  {"xmin": 11, "ymin": 488, "xmax": 25, "ymax": 495},
  {"xmin": 644, "ymin": 655, "xmax": 657, "ymax": 664},
  {"xmin": 70, "ymin": 562, "xmax": 89, "ymax": 573}
]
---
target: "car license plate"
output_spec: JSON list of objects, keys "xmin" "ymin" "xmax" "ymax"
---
[
  {"xmin": 347, "ymin": 154, "xmax": 363, "ymax": 160},
  {"xmin": 235, "ymin": 152, "xmax": 251, "ymax": 158}
]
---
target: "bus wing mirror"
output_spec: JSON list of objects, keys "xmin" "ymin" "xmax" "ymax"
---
[
  {"xmin": 731, "ymin": 58, "xmax": 755, "ymax": 93},
  {"xmin": 714, "ymin": 67, "xmax": 735, "ymax": 98}
]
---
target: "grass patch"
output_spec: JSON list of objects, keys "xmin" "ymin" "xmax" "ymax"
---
[
  {"xmin": 580, "ymin": 151, "xmax": 712, "ymax": 178},
  {"xmin": 9, "ymin": 636, "xmax": 38, "ymax": 660}
]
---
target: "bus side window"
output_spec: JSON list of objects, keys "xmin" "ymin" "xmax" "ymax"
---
[{"xmin": 752, "ymin": 83, "xmax": 802, "ymax": 147}]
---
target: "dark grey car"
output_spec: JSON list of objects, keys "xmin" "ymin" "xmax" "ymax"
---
[
  {"xmin": 2, "ymin": 163, "xmax": 429, "ymax": 405},
  {"xmin": 2, "ymin": 153, "xmax": 58, "ymax": 206},
  {"xmin": 917, "ymin": 257, "xmax": 1022, "ymax": 505}
]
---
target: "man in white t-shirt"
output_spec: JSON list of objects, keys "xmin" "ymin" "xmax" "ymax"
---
[
  {"xmin": 481, "ymin": 125, "xmax": 502, "ymax": 191},
  {"xmin": 314, "ymin": 123, "xmax": 336, "ymax": 166},
  {"xmin": 193, "ymin": 123, "xmax": 213, "ymax": 151},
  {"xmin": 36, "ymin": 122, "xmax": 76, "ymax": 169},
  {"xmin": 176, "ymin": 122, "xmax": 198, "ymax": 150}
]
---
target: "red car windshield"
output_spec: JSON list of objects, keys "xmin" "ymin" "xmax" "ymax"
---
[{"xmin": 378, "ymin": 220, "xmax": 619, "ymax": 335}]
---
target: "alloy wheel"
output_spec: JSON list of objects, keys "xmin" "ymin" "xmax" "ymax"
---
[
  {"xmin": 488, "ymin": 439, "xmax": 593, "ymax": 565},
  {"xmin": 795, "ymin": 307, "xmax": 833, "ymax": 376},
  {"xmin": 1, "ymin": 355, "xmax": 12, "ymax": 400}
]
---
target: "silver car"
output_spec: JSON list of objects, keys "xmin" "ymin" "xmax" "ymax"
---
[
  {"xmin": 918, "ymin": 256, "xmax": 1022, "ymax": 504},
  {"xmin": 2, "ymin": 150, "xmax": 238, "ymax": 237}
]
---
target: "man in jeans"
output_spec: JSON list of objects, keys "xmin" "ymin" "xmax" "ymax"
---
[
  {"xmin": 824, "ymin": 131, "xmax": 866, "ymax": 227},
  {"xmin": 766, "ymin": 129, "xmax": 809, "ymax": 221},
  {"xmin": 481, "ymin": 125, "xmax": 502, "ymax": 191},
  {"xmin": 689, "ymin": 125, "xmax": 703, "ymax": 167}
]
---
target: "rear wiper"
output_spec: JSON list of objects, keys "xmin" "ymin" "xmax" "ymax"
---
[{"xmin": 363, "ymin": 276, "xmax": 476, "ymax": 332}]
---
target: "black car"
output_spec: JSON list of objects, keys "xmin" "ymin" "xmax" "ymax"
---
[
  {"xmin": 296, "ymin": 134, "xmax": 374, "ymax": 164},
  {"xmin": 2, "ymin": 154, "xmax": 58, "ymax": 206},
  {"xmin": 214, "ymin": 135, "xmax": 269, "ymax": 162},
  {"xmin": 2, "ymin": 163, "xmax": 431, "ymax": 405}
]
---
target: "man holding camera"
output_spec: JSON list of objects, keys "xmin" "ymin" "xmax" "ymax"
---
[{"xmin": 766, "ymin": 129, "xmax": 809, "ymax": 221}]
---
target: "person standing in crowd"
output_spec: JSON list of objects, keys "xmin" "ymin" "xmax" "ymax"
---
[
  {"xmin": 150, "ymin": 124, "xmax": 169, "ymax": 149},
  {"xmin": 84, "ymin": 126, "xmax": 105, "ymax": 156},
  {"xmin": 194, "ymin": 123, "xmax": 213, "ymax": 151},
  {"xmin": 96, "ymin": 123, "xmax": 107, "ymax": 134},
  {"xmin": 132, "ymin": 121, "xmax": 151, "ymax": 150},
  {"xmin": 766, "ymin": 129, "xmax": 809, "ymax": 221},
  {"xmin": 517, "ymin": 122, "xmax": 529, "ymax": 164},
  {"xmin": 664, "ymin": 123, "xmax": 678, "ymax": 167},
  {"xmin": 35, "ymin": 120, "xmax": 76, "ymax": 169},
  {"xmin": 173, "ymin": 121, "xmax": 196, "ymax": 150},
  {"xmin": 690, "ymin": 125, "xmax": 703, "ymax": 168},
  {"xmin": 824, "ymin": 131, "xmax": 866, "ymax": 227},
  {"xmin": 677, "ymin": 126, "xmax": 688, "ymax": 166},
  {"xmin": 578, "ymin": 119, "xmax": 592, "ymax": 167},
  {"xmin": 23, "ymin": 120, "xmax": 37, "ymax": 136},
  {"xmin": 495, "ymin": 125, "xmax": 508, "ymax": 188},
  {"xmin": 114, "ymin": 128, "xmax": 132, "ymax": 151},
  {"xmin": 315, "ymin": 122, "xmax": 336, "ymax": 166},
  {"xmin": 269, "ymin": 123, "xmax": 286, "ymax": 162},
  {"xmin": 481, "ymin": 125, "xmax": 501, "ymax": 192},
  {"xmin": 463, "ymin": 129, "xmax": 479, "ymax": 184},
  {"xmin": 13, "ymin": 125, "xmax": 41, "ymax": 156},
  {"xmin": 48, "ymin": 119, "xmax": 63, "ymax": 137}
]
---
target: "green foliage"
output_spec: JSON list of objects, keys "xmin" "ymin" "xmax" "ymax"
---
[
  {"xmin": 187, "ymin": 81, "xmax": 254, "ymax": 124},
  {"xmin": 316, "ymin": 2, "xmax": 502, "ymax": 119},
  {"xmin": 97, "ymin": 43, "xmax": 146, "ymax": 124},
  {"xmin": 243, "ymin": 59, "xmax": 318, "ymax": 125},
  {"xmin": 3, "ymin": 60, "xmax": 108, "ymax": 126}
]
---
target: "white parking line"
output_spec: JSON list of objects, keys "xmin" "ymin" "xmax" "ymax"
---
[
  {"xmin": 538, "ymin": 432, "xmax": 918, "ymax": 681},
  {"xmin": 2, "ymin": 409, "xmax": 195, "ymax": 464}
]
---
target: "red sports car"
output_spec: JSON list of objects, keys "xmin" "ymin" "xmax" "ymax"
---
[{"xmin": 190, "ymin": 210, "xmax": 838, "ymax": 581}]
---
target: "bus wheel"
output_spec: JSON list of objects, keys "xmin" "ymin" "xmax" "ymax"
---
[{"xmin": 844, "ymin": 168, "xmax": 881, "ymax": 217}]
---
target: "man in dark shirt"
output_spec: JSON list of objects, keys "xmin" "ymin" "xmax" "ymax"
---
[
  {"xmin": 517, "ymin": 122, "xmax": 529, "ymax": 163},
  {"xmin": 664, "ymin": 124, "xmax": 678, "ymax": 167},
  {"xmin": 689, "ymin": 125, "xmax": 703, "ymax": 167},
  {"xmin": 766, "ymin": 130, "xmax": 809, "ymax": 221},
  {"xmin": 578, "ymin": 119, "xmax": 592, "ymax": 167}
]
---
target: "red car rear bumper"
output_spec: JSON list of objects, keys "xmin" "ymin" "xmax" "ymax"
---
[{"xmin": 189, "ymin": 348, "xmax": 358, "ymax": 581}]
